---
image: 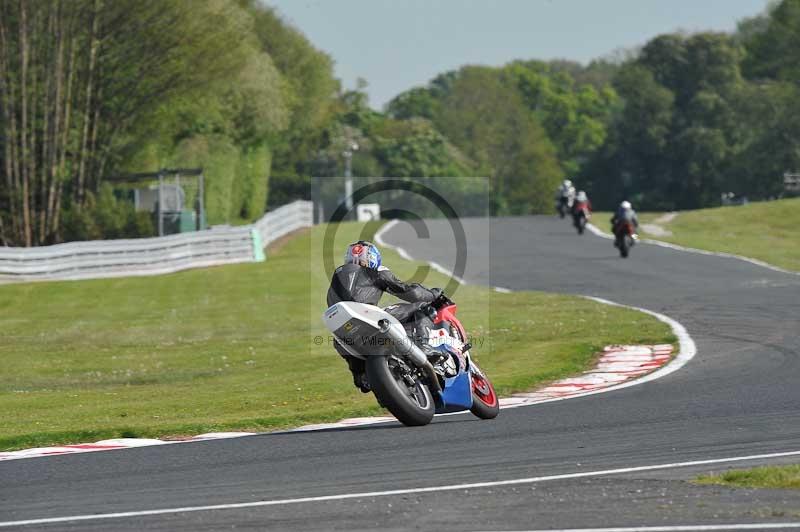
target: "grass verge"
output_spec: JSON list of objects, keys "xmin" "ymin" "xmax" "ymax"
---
[
  {"xmin": 598, "ymin": 198, "xmax": 800, "ymax": 272},
  {"xmin": 0, "ymin": 221, "xmax": 674, "ymax": 451},
  {"xmin": 696, "ymin": 464, "xmax": 800, "ymax": 490}
]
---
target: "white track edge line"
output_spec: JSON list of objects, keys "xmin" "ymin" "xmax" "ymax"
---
[
  {"xmin": 374, "ymin": 220, "xmax": 697, "ymax": 403},
  {"xmin": 585, "ymin": 222, "xmax": 798, "ymax": 276},
  {"xmin": 3, "ymin": 449, "xmax": 800, "ymax": 528},
  {"xmin": 374, "ymin": 218, "xmax": 399, "ymax": 247},
  {"xmin": 474, "ymin": 524, "xmax": 800, "ymax": 532}
]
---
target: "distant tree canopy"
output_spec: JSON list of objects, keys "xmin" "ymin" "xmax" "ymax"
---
[
  {"xmin": 582, "ymin": 0, "xmax": 800, "ymax": 210},
  {"xmin": 386, "ymin": 61, "xmax": 617, "ymax": 214},
  {"xmin": 384, "ymin": 0, "xmax": 800, "ymax": 213},
  {"xmin": 584, "ymin": 33, "xmax": 747, "ymax": 210},
  {"xmin": 435, "ymin": 66, "xmax": 563, "ymax": 214},
  {"xmin": 3, "ymin": 0, "xmax": 799, "ymax": 245},
  {"xmin": 0, "ymin": 0, "xmax": 337, "ymax": 245}
]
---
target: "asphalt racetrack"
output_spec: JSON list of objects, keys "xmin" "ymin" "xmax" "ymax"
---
[{"xmin": 2, "ymin": 216, "xmax": 799, "ymax": 531}]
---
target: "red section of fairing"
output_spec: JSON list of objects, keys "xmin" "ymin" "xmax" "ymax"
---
[{"xmin": 434, "ymin": 304, "xmax": 468, "ymax": 345}]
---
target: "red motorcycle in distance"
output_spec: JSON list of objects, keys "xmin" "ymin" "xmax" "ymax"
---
[
  {"xmin": 613, "ymin": 221, "xmax": 638, "ymax": 258},
  {"xmin": 572, "ymin": 201, "xmax": 591, "ymax": 235}
]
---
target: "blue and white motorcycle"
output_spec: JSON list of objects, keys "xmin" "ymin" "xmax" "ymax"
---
[{"xmin": 323, "ymin": 292, "xmax": 499, "ymax": 426}]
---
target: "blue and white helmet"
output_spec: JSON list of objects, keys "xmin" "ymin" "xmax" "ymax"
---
[{"xmin": 344, "ymin": 241, "xmax": 382, "ymax": 269}]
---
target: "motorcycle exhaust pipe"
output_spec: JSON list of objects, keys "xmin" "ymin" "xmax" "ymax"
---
[{"xmin": 379, "ymin": 319, "xmax": 442, "ymax": 394}]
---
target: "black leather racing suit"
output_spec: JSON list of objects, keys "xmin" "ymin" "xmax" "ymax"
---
[
  {"xmin": 327, "ymin": 263, "xmax": 438, "ymax": 385},
  {"xmin": 327, "ymin": 263, "xmax": 436, "ymax": 312}
]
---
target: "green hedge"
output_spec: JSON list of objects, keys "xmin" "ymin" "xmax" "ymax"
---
[{"xmin": 233, "ymin": 144, "xmax": 271, "ymax": 221}]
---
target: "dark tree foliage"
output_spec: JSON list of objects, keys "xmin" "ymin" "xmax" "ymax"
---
[
  {"xmin": 742, "ymin": 0, "xmax": 800, "ymax": 82},
  {"xmin": 0, "ymin": 0, "xmax": 256, "ymax": 245},
  {"xmin": 4, "ymin": 0, "xmax": 798, "ymax": 244},
  {"xmin": 583, "ymin": 0, "xmax": 800, "ymax": 210},
  {"xmin": 0, "ymin": 0, "xmax": 340, "ymax": 244}
]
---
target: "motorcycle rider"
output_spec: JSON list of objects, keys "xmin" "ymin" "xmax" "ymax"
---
[
  {"xmin": 571, "ymin": 190, "xmax": 592, "ymax": 232},
  {"xmin": 572, "ymin": 190, "xmax": 592, "ymax": 215},
  {"xmin": 327, "ymin": 240, "xmax": 440, "ymax": 392},
  {"xmin": 610, "ymin": 200, "xmax": 639, "ymax": 244},
  {"xmin": 555, "ymin": 179, "xmax": 576, "ymax": 216}
]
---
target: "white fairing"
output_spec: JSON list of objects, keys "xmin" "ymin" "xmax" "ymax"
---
[
  {"xmin": 427, "ymin": 327, "xmax": 463, "ymax": 351},
  {"xmin": 322, "ymin": 301, "xmax": 408, "ymax": 360},
  {"xmin": 323, "ymin": 301, "xmax": 388, "ymax": 332}
]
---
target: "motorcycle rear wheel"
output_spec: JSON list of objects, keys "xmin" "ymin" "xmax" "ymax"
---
[{"xmin": 366, "ymin": 356, "xmax": 435, "ymax": 426}]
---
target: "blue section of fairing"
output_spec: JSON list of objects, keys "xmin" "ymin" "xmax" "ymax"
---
[
  {"xmin": 432, "ymin": 345, "xmax": 473, "ymax": 413},
  {"xmin": 435, "ymin": 371, "xmax": 473, "ymax": 413}
]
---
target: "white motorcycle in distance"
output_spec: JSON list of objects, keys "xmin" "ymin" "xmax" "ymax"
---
[{"xmin": 322, "ymin": 292, "xmax": 500, "ymax": 426}]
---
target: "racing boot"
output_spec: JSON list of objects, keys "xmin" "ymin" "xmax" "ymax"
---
[{"xmin": 347, "ymin": 357, "xmax": 371, "ymax": 393}]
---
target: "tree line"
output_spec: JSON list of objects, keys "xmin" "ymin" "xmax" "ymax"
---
[
  {"xmin": 0, "ymin": 0, "xmax": 338, "ymax": 246},
  {"xmin": 377, "ymin": 0, "xmax": 800, "ymax": 213},
  {"xmin": 2, "ymin": 0, "xmax": 799, "ymax": 246},
  {"xmin": 583, "ymin": 0, "xmax": 800, "ymax": 210}
]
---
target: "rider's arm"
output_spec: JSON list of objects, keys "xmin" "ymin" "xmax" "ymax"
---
[{"xmin": 376, "ymin": 267, "xmax": 437, "ymax": 303}]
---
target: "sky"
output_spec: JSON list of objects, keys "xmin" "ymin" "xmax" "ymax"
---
[{"xmin": 265, "ymin": 0, "xmax": 770, "ymax": 110}]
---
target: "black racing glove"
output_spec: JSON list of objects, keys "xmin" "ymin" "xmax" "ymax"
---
[{"xmin": 420, "ymin": 303, "xmax": 438, "ymax": 321}]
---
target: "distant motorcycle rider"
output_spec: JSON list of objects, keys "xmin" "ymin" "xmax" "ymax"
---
[
  {"xmin": 572, "ymin": 190, "xmax": 592, "ymax": 215},
  {"xmin": 570, "ymin": 190, "xmax": 592, "ymax": 233},
  {"xmin": 327, "ymin": 240, "xmax": 440, "ymax": 392},
  {"xmin": 555, "ymin": 179, "xmax": 576, "ymax": 217},
  {"xmin": 610, "ymin": 200, "xmax": 639, "ymax": 242}
]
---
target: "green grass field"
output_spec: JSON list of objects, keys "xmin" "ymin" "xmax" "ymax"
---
[
  {"xmin": 599, "ymin": 198, "xmax": 800, "ymax": 272},
  {"xmin": 0, "ymin": 221, "xmax": 674, "ymax": 451},
  {"xmin": 696, "ymin": 464, "xmax": 800, "ymax": 490}
]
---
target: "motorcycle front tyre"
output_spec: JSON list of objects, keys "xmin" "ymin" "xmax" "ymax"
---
[{"xmin": 620, "ymin": 235, "xmax": 631, "ymax": 258}]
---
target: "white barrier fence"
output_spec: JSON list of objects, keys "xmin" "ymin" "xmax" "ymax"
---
[
  {"xmin": 253, "ymin": 199, "xmax": 313, "ymax": 250},
  {"xmin": 0, "ymin": 200, "xmax": 313, "ymax": 282}
]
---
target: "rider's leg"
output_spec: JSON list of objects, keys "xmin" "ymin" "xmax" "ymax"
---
[
  {"xmin": 384, "ymin": 302, "xmax": 441, "ymax": 359},
  {"xmin": 384, "ymin": 302, "xmax": 434, "ymax": 340},
  {"xmin": 383, "ymin": 301, "xmax": 426, "ymax": 323},
  {"xmin": 334, "ymin": 341, "xmax": 370, "ymax": 393}
]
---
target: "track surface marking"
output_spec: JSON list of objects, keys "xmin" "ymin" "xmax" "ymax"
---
[{"xmin": 2, "ymin": 216, "xmax": 798, "ymax": 530}]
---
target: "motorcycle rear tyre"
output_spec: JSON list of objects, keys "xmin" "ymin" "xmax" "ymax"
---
[{"xmin": 366, "ymin": 356, "xmax": 435, "ymax": 426}]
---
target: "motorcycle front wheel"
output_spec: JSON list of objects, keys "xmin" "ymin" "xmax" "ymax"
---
[
  {"xmin": 620, "ymin": 235, "xmax": 631, "ymax": 258},
  {"xmin": 453, "ymin": 326, "xmax": 499, "ymax": 421},
  {"xmin": 469, "ymin": 367, "xmax": 500, "ymax": 419},
  {"xmin": 366, "ymin": 355, "xmax": 435, "ymax": 426}
]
